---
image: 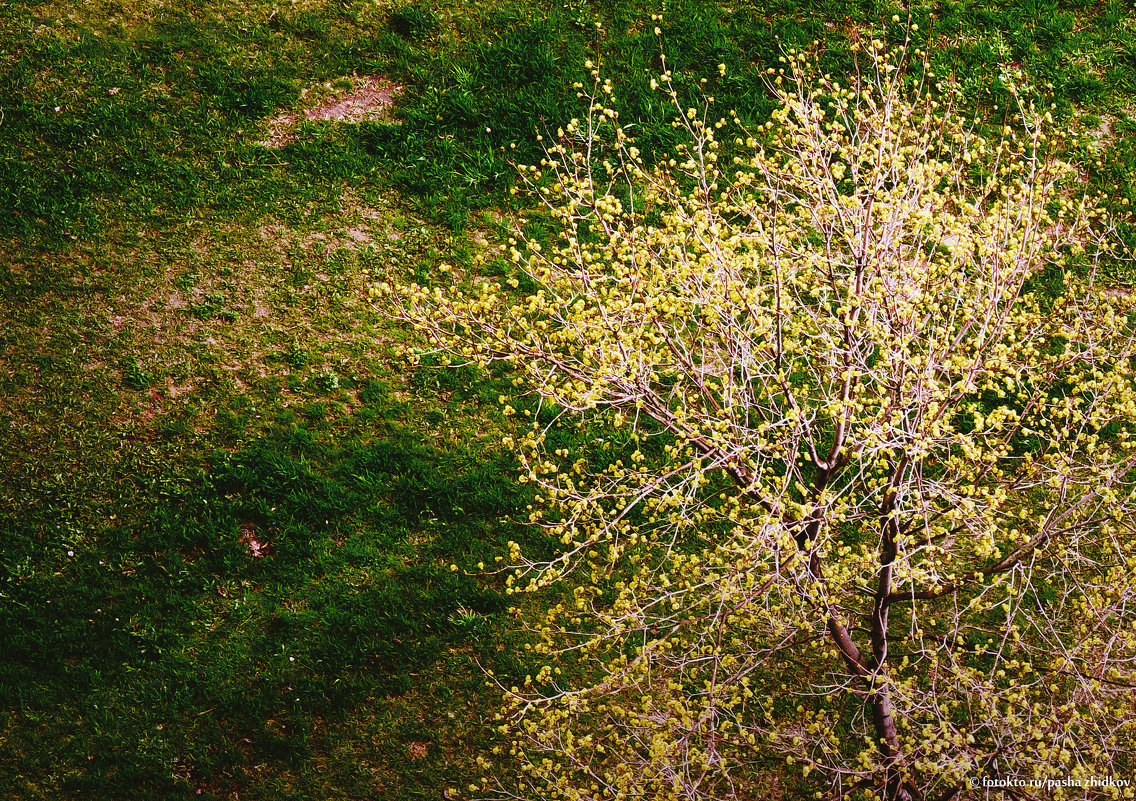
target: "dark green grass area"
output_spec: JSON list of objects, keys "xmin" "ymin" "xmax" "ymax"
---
[
  {"xmin": 0, "ymin": 0, "xmax": 403, "ymax": 242},
  {"xmin": 343, "ymin": 0, "xmax": 1136, "ymax": 232},
  {"xmin": 6, "ymin": 0, "xmax": 1135, "ymax": 241},
  {"xmin": 0, "ymin": 172, "xmax": 539, "ymax": 796},
  {"xmin": 0, "ymin": 393, "xmax": 538, "ymax": 799}
]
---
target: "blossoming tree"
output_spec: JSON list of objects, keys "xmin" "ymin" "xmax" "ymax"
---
[{"xmin": 377, "ymin": 40, "xmax": 1136, "ymax": 801}]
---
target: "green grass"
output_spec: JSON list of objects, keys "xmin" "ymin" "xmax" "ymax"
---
[
  {"xmin": 3, "ymin": 0, "xmax": 1136, "ymax": 797},
  {"xmin": 5, "ymin": 0, "xmax": 1136, "ymax": 238},
  {"xmin": 0, "ymin": 418, "xmax": 530, "ymax": 797},
  {"xmin": 0, "ymin": 178, "xmax": 536, "ymax": 797}
]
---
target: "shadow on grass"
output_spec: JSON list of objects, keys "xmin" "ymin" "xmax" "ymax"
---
[{"xmin": 0, "ymin": 402, "xmax": 533, "ymax": 798}]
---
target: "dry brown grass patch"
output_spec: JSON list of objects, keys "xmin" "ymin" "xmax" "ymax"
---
[{"xmin": 260, "ymin": 75, "xmax": 402, "ymax": 149}]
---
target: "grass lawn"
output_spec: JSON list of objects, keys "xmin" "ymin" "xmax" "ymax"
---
[{"xmin": 1, "ymin": 0, "xmax": 1135, "ymax": 798}]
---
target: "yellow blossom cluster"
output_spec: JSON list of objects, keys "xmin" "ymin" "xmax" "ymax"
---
[{"xmin": 376, "ymin": 40, "xmax": 1136, "ymax": 801}]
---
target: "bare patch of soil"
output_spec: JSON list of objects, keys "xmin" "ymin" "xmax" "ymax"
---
[
  {"xmin": 239, "ymin": 521, "xmax": 269, "ymax": 558},
  {"xmin": 1103, "ymin": 285, "xmax": 1136, "ymax": 304},
  {"xmin": 261, "ymin": 76, "xmax": 401, "ymax": 148}
]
